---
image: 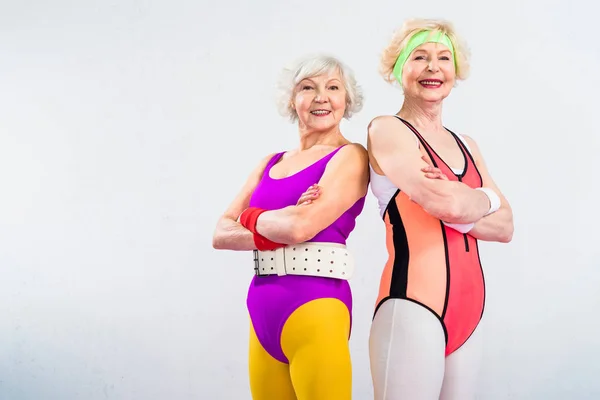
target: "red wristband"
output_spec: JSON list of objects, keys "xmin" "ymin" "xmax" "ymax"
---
[
  {"xmin": 253, "ymin": 233, "xmax": 284, "ymax": 251},
  {"xmin": 239, "ymin": 207, "xmax": 285, "ymax": 251},
  {"xmin": 239, "ymin": 207, "xmax": 264, "ymax": 233}
]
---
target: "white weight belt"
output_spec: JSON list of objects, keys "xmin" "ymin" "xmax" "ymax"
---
[{"xmin": 253, "ymin": 242, "xmax": 354, "ymax": 280}]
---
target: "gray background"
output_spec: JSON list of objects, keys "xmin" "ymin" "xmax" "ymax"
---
[{"xmin": 0, "ymin": 0, "xmax": 598, "ymax": 399}]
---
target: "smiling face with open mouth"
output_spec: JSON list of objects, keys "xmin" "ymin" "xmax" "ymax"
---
[
  {"xmin": 402, "ymin": 42, "xmax": 456, "ymax": 102},
  {"xmin": 293, "ymin": 69, "xmax": 347, "ymax": 134}
]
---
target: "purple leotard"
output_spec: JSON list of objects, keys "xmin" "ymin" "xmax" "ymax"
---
[{"xmin": 246, "ymin": 145, "xmax": 366, "ymax": 363}]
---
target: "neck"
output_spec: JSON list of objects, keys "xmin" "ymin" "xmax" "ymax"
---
[
  {"xmin": 297, "ymin": 125, "xmax": 344, "ymax": 150},
  {"xmin": 398, "ymin": 97, "xmax": 444, "ymax": 134}
]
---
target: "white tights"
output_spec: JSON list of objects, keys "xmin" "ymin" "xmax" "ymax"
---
[{"xmin": 369, "ymin": 299, "xmax": 483, "ymax": 400}]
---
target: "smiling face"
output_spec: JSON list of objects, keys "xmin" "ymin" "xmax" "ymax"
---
[
  {"xmin": 292, "ymin": 69, "xmax": 347, "ymax": 133},
  {"xmin": 402, "ymin": 41, "xmax": 456, "ymax": 102}
]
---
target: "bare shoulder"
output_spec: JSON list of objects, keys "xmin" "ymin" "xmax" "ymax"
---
[
  {"xmin": 340, "ymin": 142, "xmax": 368, "ymax": 159},
  {"xmin": 368, "ymin": 115, "xmax": 415, "ymax": 144},
  {"xmin": 327, "ymin": 142, "xmax": 369, "ymax": 173},
  {"xmin": 250, "ymin": 152, "xmax": 278, "ymax": 175},
  {"xmin": 368, "ymin": 115, "xmax": 403, "ymax": 136},
  {"xmin": 219, "ymin": 152, "xmax": 278, "ymax": 220},
  {"xmin": 237, "ymin": 151, "xmax": 279, "ymax": 190},
  {"xmin": 460, "ymin": 134, "xmax": 484, "ymax": 163},
  {"xmin": 461, "ymin": 134, "xmax": 479, "ymax": 150}
]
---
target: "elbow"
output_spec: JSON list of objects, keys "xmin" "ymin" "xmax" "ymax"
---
[
  {"xmin": 445, "ymin": 199, "xmax": 466, "ymax": 222},
  {"xmin": 499, "ymin": 221, "xmax": 514, "ymax": 243},
  {"xmin": 212, "ymin": 220, "xmax": 228, "ymax": 249},
  {"xmin": 290, "ymin": 221, "xmax": 315, "ymax": 243},
  {"xmin": 212, "ymin": 233, "xmax": 223, "ymax": 249},
  {"xmin": 419, "ymin": 192, "xmax": 460, "ymax": 222},
  {"xmin": 287, "ymin": 212, "xmax": 316, "ymax": 244}
]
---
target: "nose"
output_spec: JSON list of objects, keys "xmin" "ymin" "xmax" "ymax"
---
[
  {"xmin": 428, "ymin": 58, "xmax": 440, "ymax": 72},
  {"xmin": 314, "ymin": 89, "xmax": 328, "ymax": 103}
]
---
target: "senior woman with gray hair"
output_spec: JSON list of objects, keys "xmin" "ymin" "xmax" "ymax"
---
[{"xmin": 212, "ymin": 54, "xmax": 369, "ymax": 400}]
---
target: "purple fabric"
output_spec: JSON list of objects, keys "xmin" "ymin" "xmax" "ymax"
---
[
  {"xmin": 247, "ymin": 275, "xmax": 353, "ymax": 363},
  {"xmin": 246, "ymin": 145, "xmax": 365, "ymax": 363},
  {"xmin": 248, "ymin": 145, "xmax": 365, "ymax": 244}
]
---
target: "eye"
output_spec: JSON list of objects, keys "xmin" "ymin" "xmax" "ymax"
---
[
  {"xmin": 329, "ymin": 85, "xmax": 339, "ymax": 90},
  {"xmin": 414, "ymin": 55, "xmax": 426, "ymax": 60},
  {"xmin": 439, "ymin": 56, "xmax": 451, "ymax": 61},
  {"xmin": 301, "ymin": 85, "xmax": 313, "ymax": 90}
]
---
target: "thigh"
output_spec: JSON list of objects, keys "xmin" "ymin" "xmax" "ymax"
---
[
  {"xmin": 281, "ymin": 298, "xmax": 352, "ymax": 400},
  {"xmin": 248, "ymin": 321, "xmax": 297, "ymax": 400},
  {"xmin": 439, "ymin": 323, "xmax": 484, "ymax": 400},
  {"xmin": 369, "ymin": 299, "xmax": 446, "ymax": 400}
]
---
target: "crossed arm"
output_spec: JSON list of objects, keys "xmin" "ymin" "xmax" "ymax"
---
[
  {"xmin": 454, "ymin": 136, "xmax": 513, "ymax": 242},
  {"xmin": 212, "ymin": 144, "xmax": 370, "ymax": 251},
  {"xmin": 211, "ymin": 153, "xmax": 274, "ymax": 251},
  {"xmin": 367, "ymin": 116, "xmax": 513, "ymax": 243}
]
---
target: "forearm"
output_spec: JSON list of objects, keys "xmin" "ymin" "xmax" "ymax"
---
[
  {"xmin": 468, "ymin": 207, "xmax": 514, "ymax": 243},
  {"xmin": 212, "ymin": 218, "xmax": 257, "ymax": 251},
  {"xmin": 255, "ymin": 206, "xmax": 308, "ymax": 244},
  {"xmin": 419, "ymin": 181, "xmax": 491, "ymax": 224}
]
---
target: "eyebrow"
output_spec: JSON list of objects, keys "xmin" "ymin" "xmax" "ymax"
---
[
  {"xmin": 298, "ymin": 78, "xmax": 342, "ymax": 85},
  {"xmin": 413, "ymin": 48, "xmax": 452, "ymax": 54}
]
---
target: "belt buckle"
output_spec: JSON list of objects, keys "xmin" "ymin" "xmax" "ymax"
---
[
  {"xmin": 253, "ymin": 249, "xmax": 261, "ymax": 276},
  {"xmin": 253, "ymin": 248, "xmax": 286, "ymax": 277}
]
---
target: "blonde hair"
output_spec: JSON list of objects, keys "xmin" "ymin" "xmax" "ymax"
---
[
  {"xmin": 276, "ymin": 54, "xmax": 364, "ymax": 122},
  {"xmin": 379, "ymin": 18, "xmax": 471, "ymax": 86}
]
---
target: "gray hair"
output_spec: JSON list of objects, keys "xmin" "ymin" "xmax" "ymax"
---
[{"xmin": 276, "ymin": 54, "xmax": 364, "ymax": 122}]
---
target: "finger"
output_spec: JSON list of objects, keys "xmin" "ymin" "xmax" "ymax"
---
[
  {"xmin": 299, "ymin": 191, "xmax": 315, "ymax": 200},
  {"xmin": 298, "ymin": 199, "xmax": 313, "ymax": 206},
  {"xmin": 422, "ymin": 167, "xmax": 446, "ymax": 177},
  {"xmin": 424, "ymin": 172, "xmax": 448, "ymax": 180},
  {"xmin": 297, "ymin": 196, "xmax": 310, "ymax": 205},
  {"xmin": 297, "ymin": 191, "xmax": 320, "ymax": 205},
  {"xmin": 303, "ymin": 189, "xmax": 320, "ymax": 198},
  {"xmin": 302, "ymin": 186, "xmax": 320, "ymax": 196}
]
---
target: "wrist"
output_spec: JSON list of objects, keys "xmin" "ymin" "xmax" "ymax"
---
[
  {"xmin": 475, "ymin": 187, "xmax": 501, "ymax": 216},
  {"xmin": 239, "ymin": 207, "xmax": 265, "ymax": 232},
  {"xmin": 239, "ymin": 207, "xmax": 284, "ymax": 251}
]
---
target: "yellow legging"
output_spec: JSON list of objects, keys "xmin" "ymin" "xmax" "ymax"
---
[{"xmin": 248, "ymin": 298, "xmax": 352, "ymax": 400}]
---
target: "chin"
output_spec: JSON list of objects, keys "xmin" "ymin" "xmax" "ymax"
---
[
  {"xmin": 419, "ymin": 92, "xmax": 449, "ymax": 103},
  {"xmin": 307, "ymin": 121, "xmax": 338, "ymax": 132}
]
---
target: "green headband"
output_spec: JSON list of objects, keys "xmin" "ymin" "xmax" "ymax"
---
[{"xmin": 392, "ymin": 30, "xmax": 455, "ymax": 86}]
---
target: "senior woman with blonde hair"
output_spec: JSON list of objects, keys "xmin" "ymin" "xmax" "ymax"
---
[
  {"xmin": 212, "ymin": 54, "xmax": 369, "ymax": 400},
  {"xmin": 367, "ymin": 19, "xmax": 514, "ymax": 399}
]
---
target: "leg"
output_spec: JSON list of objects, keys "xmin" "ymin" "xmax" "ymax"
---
[
  {"xmin": 281, "ymin": 298, "xmax": 352, "ymax": 400},
  {"xmin": 248, "ymin": 321, "xmax": 297, "ymax": 400},
  {"xmin": 369, "ymin": 299, "xmax": 446, "ymax": 400},
  {"xmin": 439, "ymin": 324, "xmax": 484, "ymax": 400}
]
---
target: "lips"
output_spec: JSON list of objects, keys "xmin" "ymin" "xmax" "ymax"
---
[
  {"xmin": 310, "ymin": 109, "xmax": 331, "ymax": 116},
  {"xmin": 419, "ymin": 79, "xmax": 443, "ymax": 88}
]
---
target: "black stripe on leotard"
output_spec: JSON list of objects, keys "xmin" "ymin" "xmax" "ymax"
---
[{"xmin": 386, "ymin": 193, "xmax": 409, "ymax": 299}]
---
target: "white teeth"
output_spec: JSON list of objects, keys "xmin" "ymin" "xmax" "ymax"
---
[
  {"xmin": 311, "ymin": 110, "xmax": 330, "ymax": 115},
  {"xmin": 421, "ymin": 80, "xmax": 441, "ymax": 85}
]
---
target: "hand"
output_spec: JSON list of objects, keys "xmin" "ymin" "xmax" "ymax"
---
[
  {"xmin": 421, "ymin": 165, "xmax": 449, "ymax": 181},
  {"xmin": 296, "ymin": 184, "xmax": 321, "ymax": 206}
]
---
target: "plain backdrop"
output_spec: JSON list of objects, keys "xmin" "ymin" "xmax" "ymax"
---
[{"xmin": 1, "ymin": 0, "xmax": 599, "ymax": 399}]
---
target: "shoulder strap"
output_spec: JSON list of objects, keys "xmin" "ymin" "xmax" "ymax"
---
[
  {"xmin": 392, "ymin": 115, "xmax": 426, "ymax": 148},
  {"xmin": 323, "ymin": 144, "xmax": 347, "ymax": 161},
  {"xmin": 264, "ymin": 151, "xmax": 285, "ymax": 170}
]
